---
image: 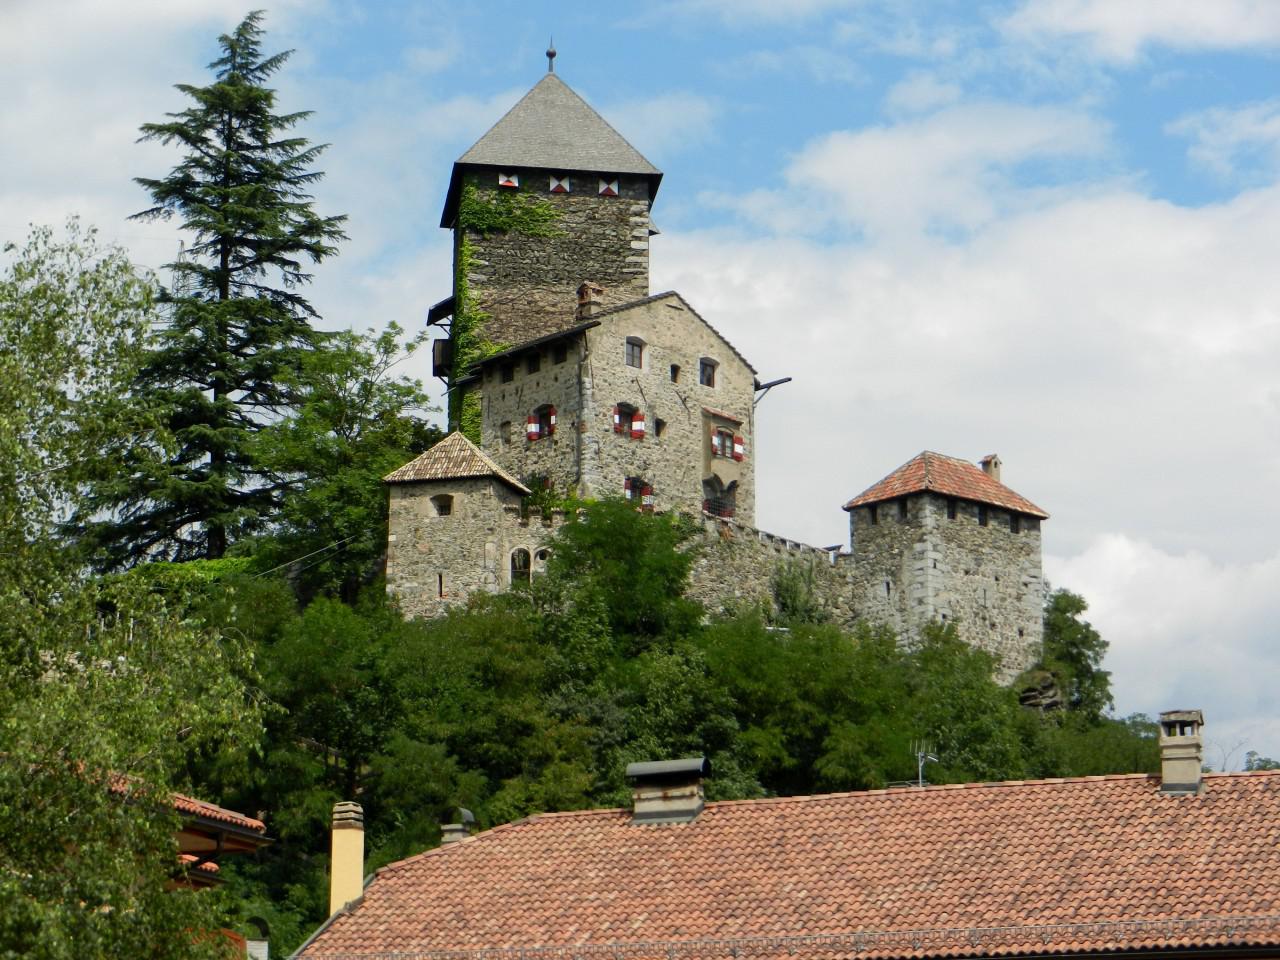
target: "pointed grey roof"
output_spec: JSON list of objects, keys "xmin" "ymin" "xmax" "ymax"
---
[
  {"xmin": 442, "ymin": 73, "xmax": 662, "ymax": 226},
  {"xmin": 384, "ymin": 432, "xmax": 531, "ymax": 494}
]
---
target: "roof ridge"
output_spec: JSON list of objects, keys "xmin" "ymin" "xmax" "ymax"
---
[{"xmin": 383, "ymin": 432, "xmax": 531, "ymax": 492}]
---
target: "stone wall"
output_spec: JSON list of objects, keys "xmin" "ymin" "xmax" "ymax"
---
[
  {"xmin": 457, "ymin": 170, "xmax": 651, "ymax": 346},
  {"xmin": 847, "ymin": 493, "xmax": 1043, "ymax": 680},
  {"xmin": 386, "ymin": 477, "xmax": 561, "ymax": 619},
  {"xmin": 687, "ymin": 516, "xmax": 852, "ymax": 620},
  {"xmin": 478, "ymin": 334, "xmax": 587, "ymax": 493},
  {"xmin": 388, "ymin": 479, "xmax": 1042, "ymax": 680},
  {"xmin": 580, "ymin": 294, "xmax": 757, "ymax": 524}
]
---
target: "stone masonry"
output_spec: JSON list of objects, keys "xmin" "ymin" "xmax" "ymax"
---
[
  {"xmin": 383, "ymin": 66, "xmax": 1047, "ymax": 680},
  {"xmin": 847, "ymin": 493, "xmax": 1043, "ymax": 680},
  {"xmin": 458, "ymin": 170, "xmax": 652, "ymax": 347}
]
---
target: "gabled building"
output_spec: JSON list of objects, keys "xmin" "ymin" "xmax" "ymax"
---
[{"xmin": 294, "ymin": 712, "xmax": 1280, "ymax": 960}]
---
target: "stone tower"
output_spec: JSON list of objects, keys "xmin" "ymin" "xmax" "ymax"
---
[
  {"xmin": 437, "ymin": 69, "xmax": 663, "ymax": 432},
  {"xmin": 842, "ymin": 452, "xmax": 1047, "ymax": 680}
]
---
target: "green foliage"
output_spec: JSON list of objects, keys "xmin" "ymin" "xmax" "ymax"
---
[
  {"xmin": 1038, "ymin": 589, "xmax": 1114, "ymax": 720},
  {"xmin": 770, "ymin": 557, "xmax": 830, "ymax": 626},
  {"xmin": 0, "ymin": 221, "xmax": 157, "ymax": 562},
  {"xmin": 1245, "ymin": 751, "xmax": 1280, "ymax": 771},
  {"xmin": 82, "ymin": 11, "xmax": 347, "ymax": 565},
  {"xmin": 0, "ymin": 570, "xmax": 263, "ymax": 959},
  {"xmin": 541, "ymin": 498, "xmax": 703, "ymax": 644},
  {"xmin": 457, "ymin": 182, "xmax": 562, "ymax": 238},
  {"xmin": 446, "ymin": 184, "xmax": 559, "ymax": 431},
  {"xmin": 250, "ymin": 322, "xmax": 441, "ymax": 599}
]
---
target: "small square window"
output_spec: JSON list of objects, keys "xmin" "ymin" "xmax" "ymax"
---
[
  {"xmin": 501, "ymin": 364, "xmax": 515, "ymax": 383},
  {"xmin": 553, "ymin": 344, "xmax": 568, "ymax": 364},
  {"xmin": 670, "ymin": 364, "xmax": 681, "ymax": 382},
  {"xmin": 527, "ymin": 353, "xmax": 541, "ymax": 375}
]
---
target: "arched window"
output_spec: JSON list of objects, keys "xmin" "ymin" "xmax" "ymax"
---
[
  {"xmin": 511, "ymin": 549, "xmax": 531, "ymax": 585},
  {"xmin": 430, "ymin": 494, "xmax": 454, "ymax": 517},
  {"xmin": 625, "ymin": 336, "xmax": 645, "ymax": 368},
  {"xmin": 699, "ymin": 357, "xmax": 718, "ymax": 387}
]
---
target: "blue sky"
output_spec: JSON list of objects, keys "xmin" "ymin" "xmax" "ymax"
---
[{"xmin": 5, "ymin": 0, "xmax": 1280, "ymax": 765}]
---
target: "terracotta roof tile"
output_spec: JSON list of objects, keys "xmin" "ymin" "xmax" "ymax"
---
[
  {"xmin": 384, "ymin": 432, "xmax": 532, "ymax": 493},
  {"xmin": 844, "ymin": 452, "xmax": 1048, "ymax": 519},
  {"xmin": 171, "ymin": 792, "xmax": 265, "ymax": 833},
  {"xmin": 299, "ymin": 771, "xmax": 1280, "ymax": 959}
]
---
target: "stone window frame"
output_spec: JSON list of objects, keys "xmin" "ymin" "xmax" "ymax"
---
[
  {"xmin": 511, "ymin": 548, "xmax": 532, "ymax": 585},
  {"xmin": 625, "ymin": 336, "xmax": 645, "ymax": 369},
  {"xmin": 430, "ymin": 494, "xmax": 454, "ymax": 517},
  {"xmin": 614, "ymin": 402, "xmax": 643, "ymax": 440},
  {"xmin": 699, "ymin": 357, "xmax": 718, "ymax": 388},
  {"xmin": 532, "ymin": 404, "xmax": 555, "ymax": 439},
  {"xmin": 711, "ymin": 427, "xmax": 735, "ymax": 459}
]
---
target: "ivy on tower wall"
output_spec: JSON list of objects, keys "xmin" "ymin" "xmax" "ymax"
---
[{"xmin": 449, "ymin": 183, "xmax": 562, "ymax": 442}]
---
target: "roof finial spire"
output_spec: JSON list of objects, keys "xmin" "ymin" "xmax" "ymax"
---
[{"xmin": 546, "ymin": 38, "xmax": 556, "ymax": 73}]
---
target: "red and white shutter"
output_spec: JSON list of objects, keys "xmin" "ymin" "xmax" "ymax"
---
[
  {"xmin": 733, "ymin": 435, "xmax": 745, "ymax": 461},
  {"xmin": 710, "ymin": 429, "xmax": 722, "ymax": 456},
  {"xmin": 548, "ymin": 406, "xmax": 557, "ymax": 435},
  {"xmin": 498, "ymin": 172, "xmax": 519, "ymax": 188},
  {"xmin": 613, "ymin": 405, "xmax": 624, "ymax": 433},
  {"xmin": 623, "ymin": 477, "xmax": 634, "ymax": 500},
  {"xmin": 526, "ymin": 414, "xmax": 540, "ymax": 441},
  {"xmin": 641, "ymin": 484, "xmax": 654, "ymax": 509},
  {"xmin": 630, "ymin": 410, "xmax": 646, "ymax": 439}
]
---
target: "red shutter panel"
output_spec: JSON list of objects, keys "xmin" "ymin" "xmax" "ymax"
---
[
  {"xmin": 623, "ymin": 477, "xmax": 633, "ymax": 500},
  {"xmin": 548, "ymin": 406, "xmax": 557, "ymax": 435},
  {"xmin": 641, "ymin": 484, "xmax": 654, "ymax": 509},
  {"xmin": 526, "ymin": 414, "xmax": 540, "ymax": 441},
  {"xmin": 733, "ymin": 435, "xmax": 745, "ymax": 461},
  {"xmin": 613, "ymin": 406, "xmax": 623, "ymax": 433},
  {"xmin": 630, "ymin": 410, "xmax": 646, "ymax": 439}
]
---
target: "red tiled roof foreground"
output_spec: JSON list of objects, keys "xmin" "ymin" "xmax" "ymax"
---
[
  {"xmin": 844, "ymin": 452, "xmax": 1048, "ymax": 519},
  {"xmin": 299, "ymin": 771, "xmax": 1280, "ymax": 960}
]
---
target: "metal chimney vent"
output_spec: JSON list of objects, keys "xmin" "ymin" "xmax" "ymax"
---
[{"xmin": 625, "ymin": 757, "xmax": 710, "ymax": 825}]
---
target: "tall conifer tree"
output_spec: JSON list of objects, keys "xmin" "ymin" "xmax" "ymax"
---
[{"xmin": 81, "ymin": 11, "xmax": 346, "ymax": 564}]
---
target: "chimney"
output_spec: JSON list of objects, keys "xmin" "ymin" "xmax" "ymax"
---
[
  {"xmin": 328, "ymin": 801, "xmax": 364, "ymax": 916},
  {"xmin": 979, "ymin": 454, "xmax": 1002, "ymax": 483},
  {"xmin": 576, "ymin": 281, "xmax": 605, "ymax": 319},
  {"xmin": 626, "ymin": 757, "xmax": 710, "ymax": 825},
  {"xmin": 1159, "ymin": 709, "xmax": 1205, "ymax": 795},
  {"xmin": 440, "ymin": 807, "xmax": 475, "ymax": 845}
]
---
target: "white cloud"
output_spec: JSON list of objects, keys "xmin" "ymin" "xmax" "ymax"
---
[
  {"xmin": 718, "ymin": 102, "xmax": 1108, "ymax": 240},
  {"xmin": 1046, "ymin": 535, "xmax": 1280, "ymax": 767},
  {"xmin": 1002, "ymin": 0, "xmax": 1280, "ymax": 63},
  {"xmin": 884, "ymin": 73, "xmax": 963, "ymax": 115},
  {"xmin": 661, "ymin": 0, "xmax": 866, "ymax": 22},
  {"xmin": 603, "ymin": 93, "xmax": 720, "ymax": 161},
  {"xmin": 722, "ymin": 46, "xmax": 864, "ymax": 85},
  {"xmin": 1167, "ymin": 99, "xmax": 1280, "ymax": 181}
]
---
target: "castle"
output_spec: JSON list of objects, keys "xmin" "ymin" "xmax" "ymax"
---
[{"xmin": 384, "ymin": 64, "xmax": 1047, "ymax": 680}]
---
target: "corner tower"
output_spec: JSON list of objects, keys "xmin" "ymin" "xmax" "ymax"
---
[
  {"xmin": 843, "ymin": 452, "xmax": 1047, "ymax": 680},
  {"xmin": 438, "ymin": 65, "xmax": 662, "ymax": 432}
]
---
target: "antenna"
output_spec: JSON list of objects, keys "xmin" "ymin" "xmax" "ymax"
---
[{"xmin": 912, "ymin": 740, "xmax": 937, "ymax": 787}]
